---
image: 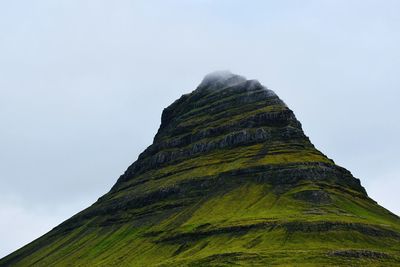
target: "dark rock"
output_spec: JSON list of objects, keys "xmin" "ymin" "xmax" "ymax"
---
[
  {"xmin": 329, "ymin": 250, "xmax": 390, "ymax": 259},
  {"xmin": 293, "ymin": 190, "xmax": 332, "ymax": 204}
]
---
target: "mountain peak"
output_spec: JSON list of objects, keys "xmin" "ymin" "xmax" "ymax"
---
[
  {"xmin": 158, "ymin": 72, "xmax": 276, "ymax": 133},
  {"xmin": 2, "ymin": 72, "xmax": 399, "ymax": 266}
]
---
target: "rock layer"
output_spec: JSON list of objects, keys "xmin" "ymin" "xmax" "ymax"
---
[{"xmin": 2, "ymin": 72, "xmax": 399, "ymax": 266}]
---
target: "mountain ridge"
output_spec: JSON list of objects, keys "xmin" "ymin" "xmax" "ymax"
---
[{"xmin": 1, "ymin": 71, "xmax": 399, "ymax": 266}]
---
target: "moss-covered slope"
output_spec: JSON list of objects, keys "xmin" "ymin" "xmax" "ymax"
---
[{"xmin": 2, "ymin": 72, "xmax": 399, "ymax": 266}]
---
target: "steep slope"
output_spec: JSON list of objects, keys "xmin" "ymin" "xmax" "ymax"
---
[{"xmin": 2, "ymin": 71, "xmax": 399, "ymax": 266}]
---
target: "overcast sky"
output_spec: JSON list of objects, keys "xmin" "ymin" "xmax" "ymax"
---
[{"xmin": 1, "ymin": 0, "xmax": 399, "ymax": 258}]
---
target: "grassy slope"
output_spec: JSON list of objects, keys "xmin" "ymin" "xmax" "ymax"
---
[{"xmin": 3, "ymin": 146, "xmax": 399, "ymax": 266}]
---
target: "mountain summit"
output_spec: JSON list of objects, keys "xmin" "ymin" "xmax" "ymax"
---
[{"xmin": 2, "ymin": 72, "xmax": 399, "ymax": 266}]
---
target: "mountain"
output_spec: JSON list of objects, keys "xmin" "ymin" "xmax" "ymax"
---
[{"xmin": 2, "ymin": 71, "xmax": 399, "ymax": 266}]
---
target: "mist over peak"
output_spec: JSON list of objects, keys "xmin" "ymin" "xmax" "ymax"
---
[{"xmin": 197, "ymin": 70, "xmax": 247, "ymax": 90}]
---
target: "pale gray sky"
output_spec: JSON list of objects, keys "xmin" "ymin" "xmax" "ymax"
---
[{"xmin": 1, "ymin": 0, "xmax": 399, "ymax": 258}]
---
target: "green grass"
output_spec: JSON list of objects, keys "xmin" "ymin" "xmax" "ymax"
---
[{"xmin": 3, "ymin": 180, "xmax": 399, "ymax": 266}]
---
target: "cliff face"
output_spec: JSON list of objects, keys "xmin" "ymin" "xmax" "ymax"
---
[{"xmin": 2, "ymin": 72, "xmax": 399, "ymax": 266}]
